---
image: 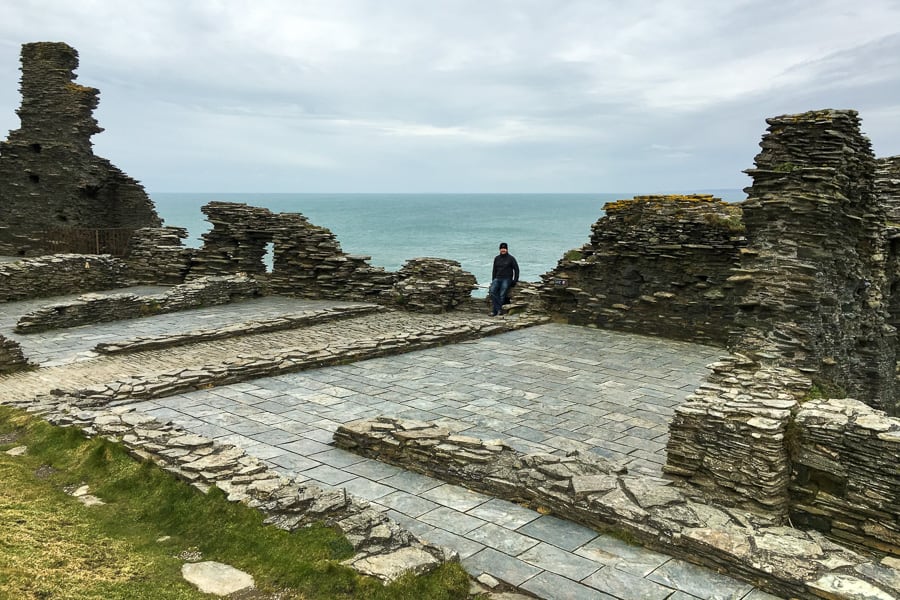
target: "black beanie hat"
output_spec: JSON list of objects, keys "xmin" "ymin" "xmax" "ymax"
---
[{"xmin": 499, "ymin": 242, "xmax": 508, "ymax": 249}]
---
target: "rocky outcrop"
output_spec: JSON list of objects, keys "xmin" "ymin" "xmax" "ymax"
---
[
  {"xmin": 541, "ymin": 194, "xmax": 745, "ymax": 346},
  {"xmin": 388, "ymin": 258, "xmax": 477, "ymax": 312},
  {"xmin": 0, "ymin": 254, "xmax": 130, "ymax": 302},
  {"xmin": 0, "ymin": 42, "xmax": 160, "ymax": 256},
  {"xmin": 14, "ymin": 275, "xmax": 260, "ymax": 332},
  {"xmin": 334, "ymin": 417, "xmax": 900, "ymax": 600}
]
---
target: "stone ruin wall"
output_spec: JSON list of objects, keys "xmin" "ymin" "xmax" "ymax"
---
[
  {"xmin": 540, "ymin": 194, "xmax": 746, "ymax": 346},
  {"xmin": 734, "ymin": 109, "xmax": 895, "ymax": 412},
  {"xmin": 127, "ymin": 201, "xmax": 479, "ymax": 312},
  {"xmin": 0, "ymin": 254, "xmax": 130, "ymax": 303},
  {"xmin": 0, "ymin": 42, "xmax": 161, "ymax": 256}
]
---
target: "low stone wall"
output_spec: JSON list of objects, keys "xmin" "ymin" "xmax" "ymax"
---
[
  {"xmin": 0, "ymin": 334, "xmax": 31, "ymax": 373},
  {"xmin": 540, "ymin": 195, "xmax": 745, "ymax": 346},
  {"xmin": 125, "ymin": 227, "xmax": 194, "ymax": 284},
  {"xmin": 664, "ymin": 356, "xmax": 811, "ymax": 515},
  {"xmin": 53, "ymin": 314, "xmax": 546, "ymax": 405},
  {"xmin": 334, "ymin": 417, "xmax": 900, "ymax": 600},
  {"xmin": 95, "ymin": 305, "xmax": 385, "ymax": 354},
  {"xmin": 5, "ymin": 399, "xmax": 453, "ymax": 583},
  {"xmin": 0, "ymin": 254, "xmax": 130, "ymax": 302},
  {"xmin": 791, "ymin": 398, "xmax": 900, "ymax": 555},
  {"xmin": 14, "ymin": 275, "xmax": 259, "ymax": 333},
  {"xmin": 388, "ymin": 258, "xmax": 477, "ymax": 313}
]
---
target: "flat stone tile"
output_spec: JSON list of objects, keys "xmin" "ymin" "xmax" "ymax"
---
[
  {"xmin": 310, "ymin": 448, "xmax": 366, "ymax": 468},
  {"xmin": 265, "ymin": 452, "xmax": 320, "ymax": 472},
  {"xmin": 462, "ymin": 548, "xmax": 543, "ymax": 588},
  {"xmin": 377, "ymin": 491, "xmax": 441, "ymax": 518},
  {"xmin": 379, "ymin": 470, "xmax": 444, "ymax": 494},
  {"xmin": 647, "ymin": 558, "xmax": 754, "ymax": 600},
  {"xmin": 516, "ymin": 515, "xmax": 599, "ymax": 552},
  {"xmin": 417, "ymin": 528, "xmax": 485, "ymax": 559},
  {"xmin": 521, "ymin": 571, "xmax": 616, "ymax": 600},
  {"xmin": 741, "ymin": 590, "xmax": 784, "ymax": 600},
  {"xmin": 343, "ymin": 458, "xmax": 404, "ymax": 481},
  {"xmin": 300, "ymin": 464, "xmax": 356, "ymax": 486},
  {"xmin": 383, "ymin": 510, "xmax": 436, "ymax": 538},
  {"xmin": 419, "ymin": 483, "xmax": 492, "ymax": 512},
  {"xmin": 582, "ymin": 565, "xmax": 673, "ymax": 600},
  {"xmin": 249, "ymin": 429, "xmax": 301, "ymax": 445},
  {"xmin": 466, "ymin": 498, "xmax": 540, "ymax": 529},
  {"xmin": 465, "ymin": 522, "xmax": 540, "ymax": 556},
  {"xmin": 279, "ymin": 438, "xmax": 333, "ymax": 456},
  {"xmin": 518, "ymin": 542, "xmax": 600, "ymax": 580},
  {"xmin": 574, "ymin": 535, "xmax": 671, "ymax": 577},
  {"xmin": 419, "ymin": 506, "xmax": 486, "ymax": 536},
  {"xmin": 339, "ymin": 477, "xmax": 395, "ymax": 501},
  {"xmin": 302, "ymin": 427, "xmax": 338, "ymax": 443},
  {"xmin": 245, "ymin": 443, "xmax": 290, "ymax": 460}
]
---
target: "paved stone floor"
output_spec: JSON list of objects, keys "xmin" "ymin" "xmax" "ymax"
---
[{"xmin": 0, "ymin": 291, "xmax": 782, "ymax": 599}]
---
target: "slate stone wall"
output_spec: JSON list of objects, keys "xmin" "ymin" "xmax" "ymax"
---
[
  {"xmin": 791, "ymin": 397, "xmax": 900, "ymax": 556},
  {"xmin": 0, "ymin": 42, "xmax": 161, "ymax": 256},
  {"xmin": 734, "ymin": 109, "xmax": 896, "ymax": 413},
  {"xmin": 0, "ymin": 254, "xmax": 130, "ymax": 303},
  {"xmin": 540, "ymin": 194, "xmax": 746, "ymax": 346},
  {"xmin": 125, "ymin": 227, "xmax": 194, "ymax": 284}
]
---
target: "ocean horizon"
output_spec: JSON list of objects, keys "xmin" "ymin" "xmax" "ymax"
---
[{"xmin": 150, "ymin": 190, "xmax": 745, "ymax": 292}]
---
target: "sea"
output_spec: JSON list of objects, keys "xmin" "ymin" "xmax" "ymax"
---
[{"xmin": 150, "ymin": 191, "xmax": 745, "ymax": 294}]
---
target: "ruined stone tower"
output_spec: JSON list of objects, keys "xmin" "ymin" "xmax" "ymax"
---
[{"xmin": 0, "ymin": 42, "xmax": 161, "ymax": 256}]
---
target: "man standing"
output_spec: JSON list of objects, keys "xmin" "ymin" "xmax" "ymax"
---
[{"xmin": 489, "ymin": 242, "xmax": 519, "ymax": 316}]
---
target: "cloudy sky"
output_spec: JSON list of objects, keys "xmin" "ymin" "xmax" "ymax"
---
[{"xmin": 1, "ymin": 0, "xmax": 899, "ymax": 194}]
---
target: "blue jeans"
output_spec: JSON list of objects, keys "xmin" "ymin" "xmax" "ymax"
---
[{"xmin": 489, "ymin": 278, "xmax": 512, "ymax": 315}]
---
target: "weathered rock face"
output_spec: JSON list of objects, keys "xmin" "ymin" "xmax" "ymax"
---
[
  {"xmin": 0, "ymin": 334, "xmax": 31, "ymax": 374},
  {"xmin": 734, "ymin": 109, "xmax": 896, "ymax": 413},
  {"xmin": 0, "ymin": 42, "xmax": 161, "ymax": 256},
  {"xmin": 0, "ymin": 254, "xmax": 130, "ymax": 302},
  {"xmin": 540, "ymin": 195, "xmax": 746, "ymax": 346}
]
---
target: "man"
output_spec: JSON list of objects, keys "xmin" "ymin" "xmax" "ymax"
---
[{"xmin": 489, "ymin": 242, "xmax": 519, "ymax": 316}]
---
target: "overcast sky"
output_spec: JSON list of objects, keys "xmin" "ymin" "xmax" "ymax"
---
[{"xmin": 1, "ymin": 0, "xmax": 899, "ymax": 194}]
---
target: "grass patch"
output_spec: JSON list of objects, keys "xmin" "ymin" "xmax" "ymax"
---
[{"xmin": 0, "ymin": 406, "xmax": 471, "ymax": 599}]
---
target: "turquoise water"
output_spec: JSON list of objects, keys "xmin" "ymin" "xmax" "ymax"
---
[{"xmin": 151, "ymin": 191, "xmax": 744, "ymax": 290}]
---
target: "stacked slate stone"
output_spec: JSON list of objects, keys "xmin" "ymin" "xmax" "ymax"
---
[
  {"xmin": 879, "ymin": 157, "xmax": 900, "ymax": 356},
  {"xmin": 186, "ymin": 202, "xmax": 396, "ymax": 300},
  {"xmin": 664, "ymin": 355, "xmax": 811, "ymax": 515},
  {"xmin": 0, "ymin": 334, "xmax": 31, "ymax": 373},
  {"xmin": 335, "ymin": 417, "xmax": 900, "ymax": 600},
  {"xmin": 14, "ymin": 275, "xmax": 259, "ymax": 332},
  {"xmin": 791, "ymin": 397, "xmax": 900, "ymax": 556},
  {"xmin": 125, "ymin": 227, "xmax": 193, "ymax": 284},
  {"xmin": 269, "ymin": 211, "xmax": 396, "ymax": 301},
  {"xmin": 0, "ymin": 42, "xmax": 161, "ymax": 256},
  {"xmin": 188, "ymin": 202, "xmax": 279, "ymax": 278},
  {"xmin": 540, "ymin": 194, "xmax": 746, "ymax": 346},
  {"xmin": 736, "ymin": 109, "xmax": 897, "ymax": 413},
  {"xmin": 0, "ymin": 254, "xmax": 130, "ymax": 302},
  {"xmin": 388, "ymin": 258, "xmax": 477, "ymax": 312}
]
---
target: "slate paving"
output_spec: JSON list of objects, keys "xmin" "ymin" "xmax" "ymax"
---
[{"xmin": 0, "ymin": 291, "xmax": 785, "ymax": 599}]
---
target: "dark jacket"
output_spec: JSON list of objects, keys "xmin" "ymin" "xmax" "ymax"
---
[{"xmin": 492, "ymin": 253, "xmax": 519, "ymax": 282}]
